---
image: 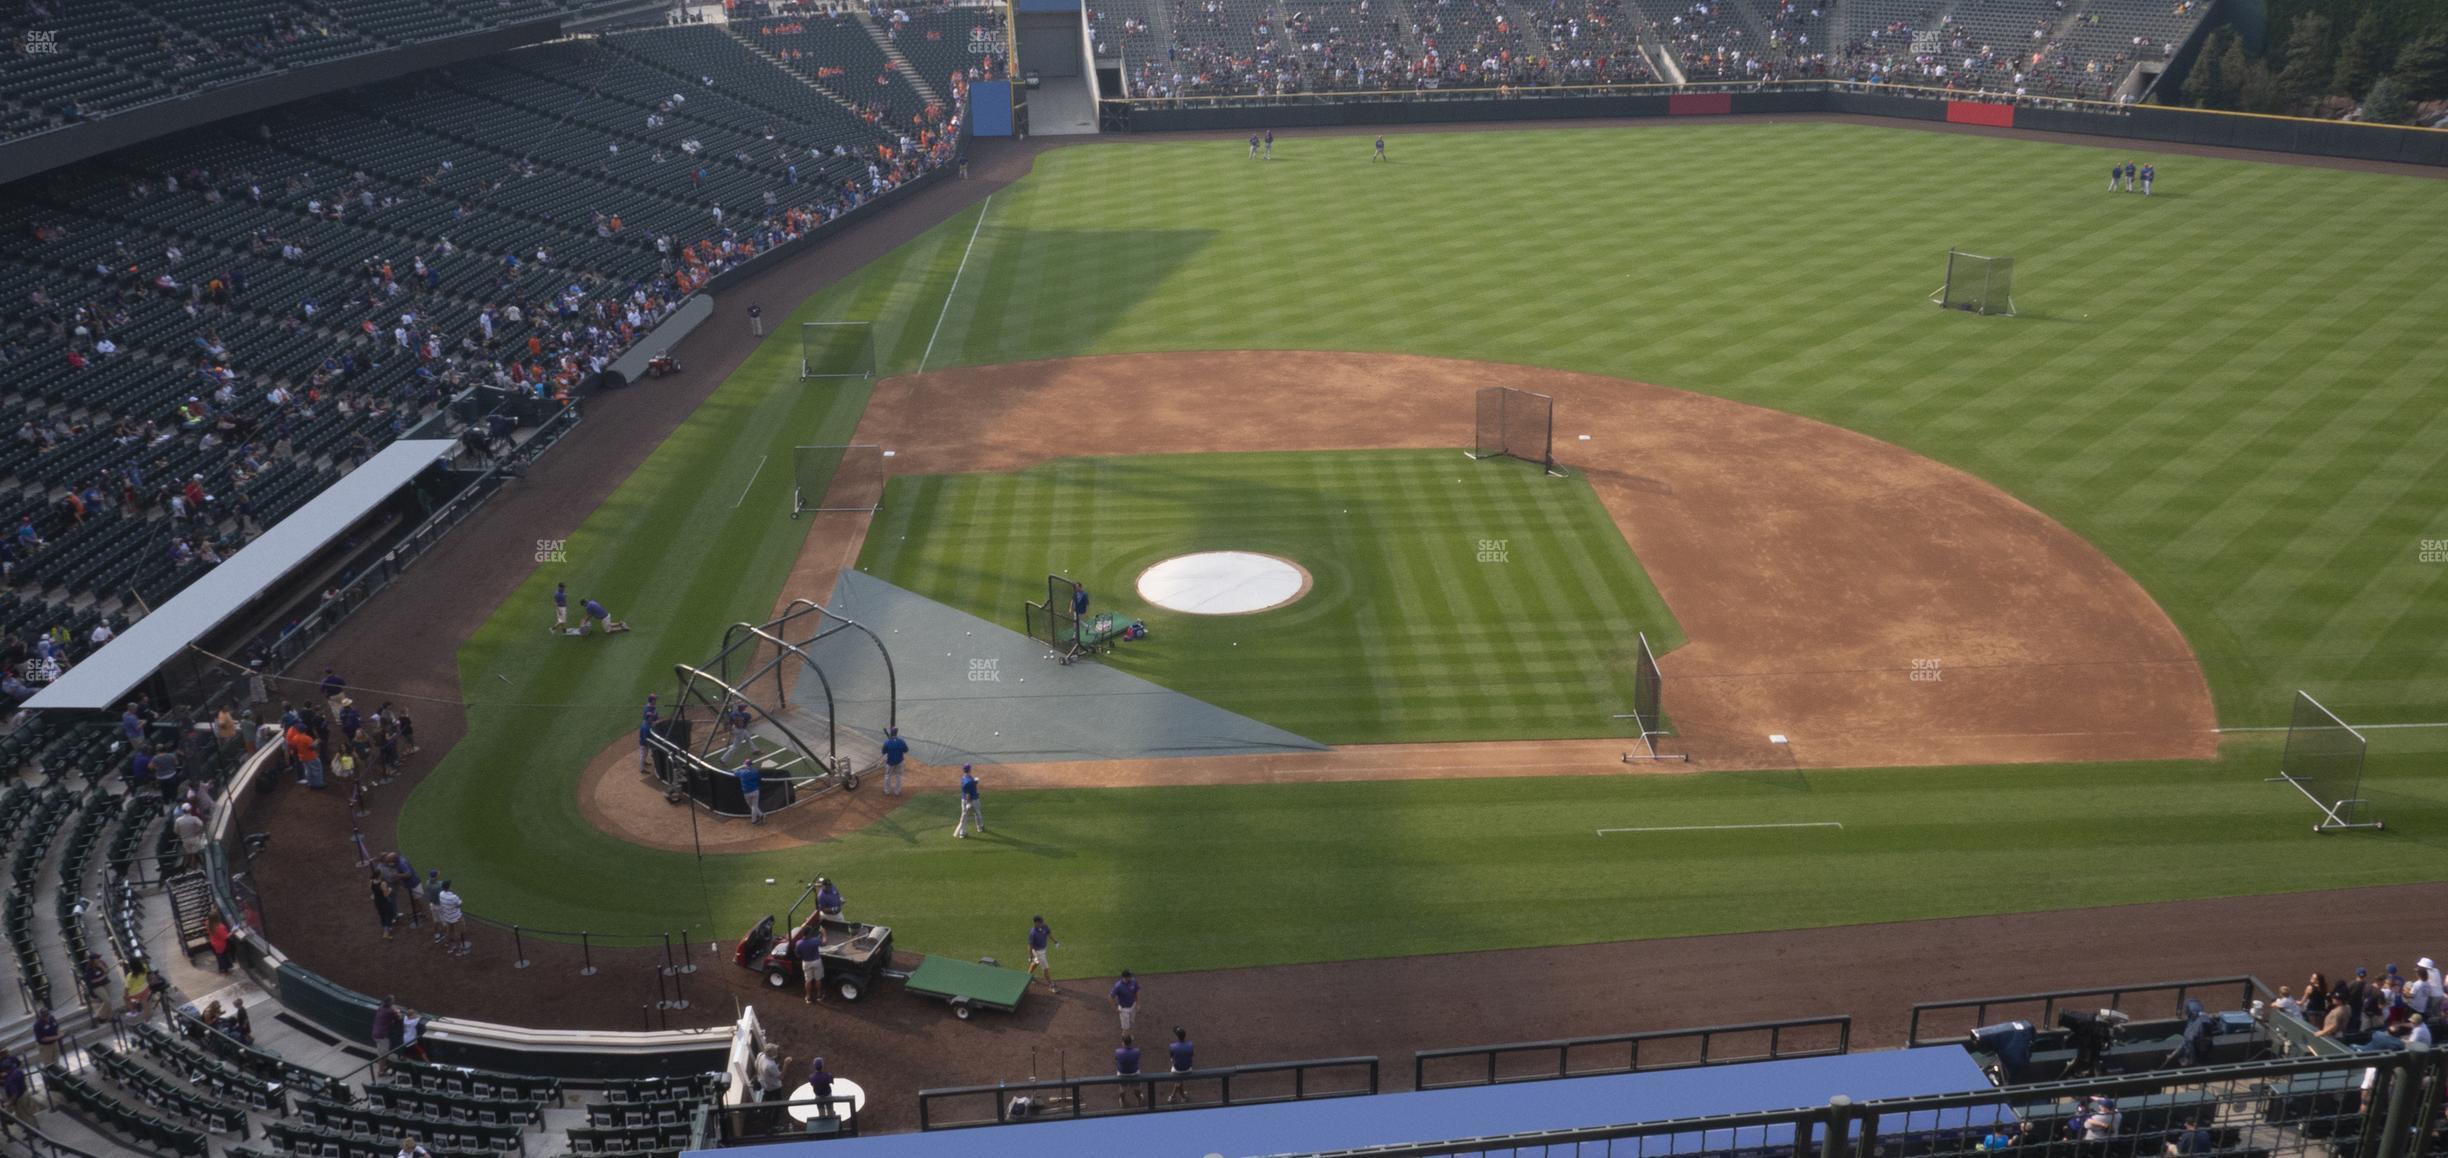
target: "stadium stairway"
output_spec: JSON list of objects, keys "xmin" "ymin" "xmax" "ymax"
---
[{"xmin": 859, "ymin": 14, "xmax": 944, "ymax": 108}]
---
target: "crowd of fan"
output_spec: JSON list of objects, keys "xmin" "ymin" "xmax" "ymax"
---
[
  {"xmin": 1106, "ymin": 0, "xmax": 2195, "ymax": 99},
  {"xmin": 2272, "ymin": 959, "xmax": 2443, "ymax": 1051}
]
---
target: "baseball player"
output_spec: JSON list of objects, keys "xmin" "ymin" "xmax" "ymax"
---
[
  {"xmin": 1027, "ymin": 915, "xmax": 1059, "ymax": 992},
  {"xmin": 551, "ymin": 582, "xmax": 567, "ymax": 630},
  {"xmin": 2108, "ymin": 161, "xmax": 2124, "ymax": 192},
  {"xmin": 1263, "ymin": 128, "xmax": 1274, "ymax": 160},
  {"xmin": 736, "ymin": 759, "xmax": 763, "ymax": 824},
  {"xmin": 576, "ymin": 597, "xmax": 629, "ymax": 634},
  {"xmin": 879, "ymin": 727, "xmax": 908, "ymax": 796},
  {"xmin": 1248, "ymin": 132, "xmax": 1260, "ymax": 159},
  {"xmin": 638, "ymin": 695, "xmax": 658, "ymax": 773},
  {"xmin": 1373, "ymin": 135, "xmax": 1387, "ymax": 161},
  {"xmin": 954, "ymin": 764, "xmax": 983, "ymax": 838},
  {"xmin": 2139, "ymin": 164, "xmax": 2154, "ymax": 196}
]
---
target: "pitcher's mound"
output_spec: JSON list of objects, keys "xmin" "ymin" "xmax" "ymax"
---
[{"xmin": 1137, "ymin": 551, "xmax": 1313, "ymax": 615}]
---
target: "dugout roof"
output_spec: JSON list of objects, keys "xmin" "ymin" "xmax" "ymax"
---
[
  {"xmin": 710, "ymin": 1046, "xmax": 1997, "ymax": 1158},
  {"xmin": 26, "ymin": 439, "xmax": 457, "ymax": 711}
]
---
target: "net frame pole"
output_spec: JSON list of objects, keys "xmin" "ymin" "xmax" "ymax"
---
[
  {"xmin": 799, "ymin": 321, "xmax": 876, "ymax": 380},
  {"xmin": 790, "ymin": 443, "xmax": 886, "ymax": 517},
  {"xmin": 1616, "ymin": 632, "xmax": 1688, "ymax": 763},
  {"xmin": 2265, "ymin": 690, "xmax": 2382, "ymax": 832},
  {"xmin": 1467, "ymin": 386, "xmax": 1565, "ymax": 477}
]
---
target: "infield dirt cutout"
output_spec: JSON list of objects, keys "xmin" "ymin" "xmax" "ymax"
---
[{"xmin": 581, "ymin": 350, "xmax": 2217, "ymax": 854}]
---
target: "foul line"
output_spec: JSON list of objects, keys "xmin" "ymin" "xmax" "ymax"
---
[
  {"xmin": 732, "ymin": 453, "xmax": 767, "ymax": 508},
  {"xmin": 919, "ymin": 194, "xmax": 991, "ymax": 372},
  {"xmin": 1596, "ymin": 822, "xmax": 1845, "ymax": 836}
]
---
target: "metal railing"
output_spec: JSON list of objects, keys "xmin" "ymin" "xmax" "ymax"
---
[
  {"xmin": 0, "ymin": 1114, "xmax": 109, "ymax": 1158},
  {"xmin": 1907, "ymin": 976, "xmax": 2268, "ymax": 1047},
  {"xmin": 1270, "ymin": 1045, "xmax": 2448, "ymax": 1158},
  {"xmin": 918, "ymin": 1055, "xmax": 1379, "ymax": 1131},
  {"xmin": 1413, "ymin": 1015, "xmax": 1853, "ymax": 1091},
  {"xmin": 707, "ymin": 1092, "xmax": 863, "ymax": 1144}
]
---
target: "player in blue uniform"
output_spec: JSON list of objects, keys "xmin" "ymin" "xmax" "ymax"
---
[
  {"xmin": 2123, "ymin": 162, "xmax": 2137, "ymax": 191},
  {"xmin": 2139, "ymin": 164, "xmax": 2154, "ymax": 196},
  {"xmin": 736, "ymin": 760, "xmax": 763, "ymax": 824},
  {"xmin": 1373, "ymin": 135, "xmax": 1387, "ymax": 161},
  {"xmin": 576, "ymin": 597, "xmax": 629, "ymax": 635},
  {"xmin": 551, "ymin": 582, "xmax": 567, "ymax": 630},
  {"xmin": 2108, "ymin": 161, "xmax": 2123, "ymax": 192},
  {"xmin": 1248, "ymin": 132, "xmax": 1260, "ymax": 159},
  {"xmin": 879, "ymin": 727, "xmax": 908, "ymax": 795},
  {"xmin": 1262, "ymin": 129, "xmax": 1274, "ymax": 159}
]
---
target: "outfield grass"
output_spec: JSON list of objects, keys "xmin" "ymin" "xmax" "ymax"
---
[
  {"xmin": 859, "ymin": 450, "xmax": 1682, "ymax": 743},
  {"xmin": 396, "ymin": 122, "xmax": 2448, "ymax": 960}
]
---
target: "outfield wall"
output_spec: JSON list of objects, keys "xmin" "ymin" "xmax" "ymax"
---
[{"xmin": 1118, "ymin": 86, "xmax": 2448, "ymax": 168}]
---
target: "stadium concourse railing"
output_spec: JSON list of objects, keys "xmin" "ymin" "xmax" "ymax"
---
[
  {"xmin": 1906, "ymin": 976, "xmax": 2271, "ymax": 1047},
  {"xmin": 1268, "ymin": 1047, "xmax": 2448, "ymax": 1158},
  {"xmin": 203, "ymin": 740, "xmax": 739, "ymax": 1080},
  {"xmin": 1413, "ymin": 1015, "xmax": 1852, "ymax": 1091},
  {"xmin": 1107, "ymin": 78, "xmax": 2448, "ymax": 167},
  {"xmin": 916, "ymin": 1056, "xmax": 1381, "ymax": 1131}
]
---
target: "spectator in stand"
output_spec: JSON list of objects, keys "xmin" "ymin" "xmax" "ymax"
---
[
  {"xmin": 436, "ymin": 880, "xmax": 468, "ymax": 957},
  {"xmin": 31, "ymin": 1008, "xmax": 59, "ymax": 1065},
  {"xmin": 173, "ymin": 802, "xmax": 206, "ymax": 870},
  {"xmin": 370, "ymin": 867, "xmax": 399, "ymax": 939}
]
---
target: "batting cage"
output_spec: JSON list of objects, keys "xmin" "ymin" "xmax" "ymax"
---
[
  {"xmin": 1932, "ymin": 250, "xmax": 2016, "ymax": 317},
  {"xmin": 1470, "ymin": 386, "xmax": 1563, "ymax": 476},
  {"xmin": 2270, "ymin": 690, "xmax": 2381, "ymax": 832},
  {"xmin": 1618, "ymin": 632, "xmax": 1687, "ymax": 762},
  {"xmin": 650, "ymin": 600, "xmax": 900, "ymax": 817},
  {"xmin": 799, "ymin": 321, "xmax": 876, "ymax": 379},
  {"xmin": 791, "ymin": 444, "xmax": 887, "ymax": 517}
]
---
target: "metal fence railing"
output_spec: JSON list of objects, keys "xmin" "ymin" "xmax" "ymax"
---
[
  {"xmin": 918, "ymin": 1055, "xmax": 1380, "ymax": 1131},
  {"xmin": 1414, "ymin": 1015, "xmax": 1853, "ymax": 1091},
  {"xmin": 1272, "ymin": 1046, "xmax": 2448, "ymax": 1158},
  {"xmin": 1907, "ymin": 977, "xmax": 2268, "ymax": 1047}
]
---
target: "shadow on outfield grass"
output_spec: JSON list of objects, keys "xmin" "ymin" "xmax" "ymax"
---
[{"xmin": 944, "ymin": 228, "xmax": 1217, "ymax": 366}]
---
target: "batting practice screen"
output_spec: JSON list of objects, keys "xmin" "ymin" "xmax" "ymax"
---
[
  {"xmin": 1472, "ymin": 387, "xmax": 1559, "ymax": 475},
  {"xmin": 2276, "ymin": 690, "xmax": 2375, "ymax": 830},
  {"xmin": 1935, "ymin": 251, "xmax": 2016, "ymax": 316},
  {"xmin": 1632, "ymin": 632, "xmax": 1667, "ymax": 738},
  {"xmin": 800, "ymin": 321, "xmax": 876, "ymax": 379},
  {"xmin": 791, "ymin": 444, "xmax": 886, "ymax": 516}
]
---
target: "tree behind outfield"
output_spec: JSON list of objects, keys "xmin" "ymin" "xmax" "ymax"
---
[
  {"xmin": 2393, "ymin": 31, "xmax": 2448, "ymax": 102},
  {"xmin": 2274, "ymin": 13, "xmax": 2332, "ymax": 112},
  {"xmin": 2359, "ymin": 76, "xmax": 2413, "ymax": 123},
  {"xmin": 2330, "ymin": 9, "xmax": 2386, "ymax": 99}
]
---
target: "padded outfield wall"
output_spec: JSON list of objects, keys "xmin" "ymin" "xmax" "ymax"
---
[{"xmin": 1117, "ymin": 86, "xmax": 2448, "ymax": 168}]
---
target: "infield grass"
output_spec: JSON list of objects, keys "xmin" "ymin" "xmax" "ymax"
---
[
  {"xmin": 859, "ymin": 450, "xmax": 1682, "ymax": 743},
  {"xmin": 397, "ymin": 121, "xmax": 2448, "ymax": 961}
]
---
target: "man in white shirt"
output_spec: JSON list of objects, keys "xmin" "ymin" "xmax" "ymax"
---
[{"xmin": 436, "ymin": 883, "xmax": 467, "ymax": 957}]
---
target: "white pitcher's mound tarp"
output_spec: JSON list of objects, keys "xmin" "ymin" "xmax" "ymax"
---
[
  {"xmin": 802, "ymin": 571, "xmax": 1325, "ymax": 766},
  {"xmin": 1135, "ymin": 551, "xmax": 1311, "ymax": 615}
]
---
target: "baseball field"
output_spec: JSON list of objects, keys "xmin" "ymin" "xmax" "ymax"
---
[{"xmin": 394, "ymin": 119, "xmax": 2448, "ymax": 979}]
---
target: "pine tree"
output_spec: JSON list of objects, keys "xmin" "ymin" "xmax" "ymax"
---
[
  {"xmin": 2331, "ymin": 8, "xmax": 2385, "ymax": 99},
  {"xmin": 2393, "ymin": 31, "xmax": 2448, "ymax": 103},
  {"xmin": 2274, "ymin": 13, "xmax": 2332, "ymax": 111},
  {"xmin": 2216, "ymin": 34, "xmax": 2253, "ymax": 108},
  {"xmin": 2184, "ymin": 26, "xmax": 2231, "ymax": 107},
  {"xmin": 2361, "ymin": 76, "xmax": 2412, "ymax": 123}
]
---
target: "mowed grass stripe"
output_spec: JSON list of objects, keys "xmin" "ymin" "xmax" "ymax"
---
[{"xmin": 860, "ymin": 450, "xmax": 1672, "ymax": 742}]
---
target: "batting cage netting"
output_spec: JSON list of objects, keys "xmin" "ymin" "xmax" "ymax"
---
[
  {"xmin": 2273, "ymin": 690, "xmax": 2380, "ymax": 831},
  {"xmin": 1471, "ymin": 387, "xmax": 1562, "ymax": 476},
  {"xmin": 1620, "ymin": 631, "xmax": 1686, "ymax": 762},
  {"xmin": 791, "ymin": 444, "xmax": 886, "ymax": 517},
  {"xmin": 800, "ymin": 321, "xmax": 876, "ymax": 379},
  {"xmin": 1932, "ymin": 250, "xmax": 2016, "ymax": 316}
]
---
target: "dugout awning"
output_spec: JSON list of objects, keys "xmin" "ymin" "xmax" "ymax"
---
[{"xmin": 24, "ymin": 439, "xmax": 457, "ymax": 711}]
